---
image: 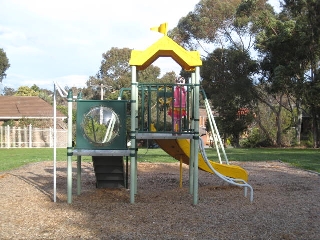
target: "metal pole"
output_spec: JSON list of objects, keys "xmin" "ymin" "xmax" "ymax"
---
[
  {"xmin": 135, "ymin": 73, "xmax": 139, "ymax": 195},
  {"xmin": 126, "ymin": 156, "xmax": 129, "ymax": 189},
  {"xmin": 130, "ymin": 66, "xmax": 137, "ymax": 203},
  {"xmin": 100, "ymin": 84, "xmax": 103, "ymax": 100},
  {"xmin": 53, "ymin": 81, "xmax": 68, "ymax": 203},
  {"xmin": 193, "ymin": 67, "xmax": 200, "ymax": 205},
  {"xmin": 53, "ymin": 83, "xmax": 57, "ymax": 202},
  {"xmin": 189, "ymin": 73, "xmax": 195, "ymax": 194},
  {"xmin": 76, "ymin": 92, "xmax": 82, "ymax": 196},
  {"xmin": 67, "ymin": 90, "xmax": 73, "ymax": 204}
]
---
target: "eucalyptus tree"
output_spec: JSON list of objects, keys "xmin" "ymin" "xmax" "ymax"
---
[
  {"xmin": 0, "ymin": 48, "xmax": 10, "ymax": 94},
  {"xmin": 201, "ymin": 47, "xmax": 257, "ymax": 147},
  {"xmin": 254, "ymin": 8, "xmax": 302, "ymax": 146},
  {"xmin": 0, "ymin": 48, "xmax": 10, "ymax": 83},
  {"xmin": 169, "ymin": 0, "xmax": 271, "ymax": 146},
  {"xmin": 255, "ymin": 0, "xmax": 320, "ymax": 147},
  {"xmin": 169, "ymin": 0, "xmax": 270, "ymax": 52},
  {"xmin": 282, "ymin": 0, "xmax": 320, "ymax": 147},
  {"xmin": 84, "ymin": 47, "xmax": 132, "ymax": 100},
  {"xmin": 158, "ymin": 71, "xmax": 176, "ymax": 84},
  {"xmin": 137, "ymin": 65, "xmax": 161, "ymax": 83},
  {"xmin": 84, "ymin": 47, "xmax": 166, "ymax": 100}
]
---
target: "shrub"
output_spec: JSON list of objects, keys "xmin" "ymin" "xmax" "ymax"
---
[{"xmin": 240, "ymin": 128, "xmax": 273, "ymax": 148}]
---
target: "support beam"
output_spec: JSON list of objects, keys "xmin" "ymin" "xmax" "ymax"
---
[
  {"xmin": 53, "ymin": 84, "xmax": 57, "ymax": 202},
  {"xmin": 53, "ymin": 81, "xmax": 68, "ymax": 203},
  {"xmin": 130, "ymin": 66, "xmax": 137, "ymax": 203},
  {"xmin": 189, "ymin": 72, "xmax": 195, "ymax": 195},
  {"xmin": 134, "ymin": 73, "xmax": 139, "ymax": 195},
  {"xmin": 193, "ymin": 67, "xmax": 200, "ymax": 205}
]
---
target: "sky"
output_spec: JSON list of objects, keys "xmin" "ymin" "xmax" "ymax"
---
[{"xmin": 0, "ymin": 0, "xmax": 280, "ymax": 92}]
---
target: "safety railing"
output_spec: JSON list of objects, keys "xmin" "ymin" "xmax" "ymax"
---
[{"xmin": 133, "ymin": 83, "xmax": 194, "ymax": 135}]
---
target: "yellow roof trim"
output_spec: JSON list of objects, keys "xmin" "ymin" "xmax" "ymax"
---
[{"xmin": 129, "ymin": 35, "xmax": 202, "ymax": 71}]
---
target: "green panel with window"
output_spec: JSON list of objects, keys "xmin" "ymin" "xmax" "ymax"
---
[{"xmin": 75, "ymin": 100, "xmax": 127, "ymax": 150}]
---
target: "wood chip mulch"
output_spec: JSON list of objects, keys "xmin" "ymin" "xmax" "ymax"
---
[{"xmin": 0, "ymin": 160, "xmax": 319, "ymax": 239}]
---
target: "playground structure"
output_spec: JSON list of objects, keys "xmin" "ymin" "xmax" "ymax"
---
[{"xmin": 65, "ymin": 23, "xmax": 253, "ymax": 204}]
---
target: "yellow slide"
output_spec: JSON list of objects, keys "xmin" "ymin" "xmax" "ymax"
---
[{"xmin": 153, "ymin": 138, "xmax": 249, "ymax": 182}]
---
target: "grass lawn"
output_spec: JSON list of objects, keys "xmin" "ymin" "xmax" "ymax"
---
[
  {"xmin": 0, "ymin": 147, "xmax": 319, "ymax": 173},
  {"xmin": 223, "ymin": 147, "xmax": 320, "ymax": 173}
]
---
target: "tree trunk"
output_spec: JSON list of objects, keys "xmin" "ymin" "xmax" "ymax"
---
[
  {"xmin": 312, "ymin": 107, "xmax": 319, "ymax": 148},
  {"xmin": 255, "ymin": 104, "xmax": 275, "ymax": 145},
  {"xmin": 255, "ymin": 91, "xmax": 285, "ymax": 146},
  {"xmin": 295, "ymin": 99, "xmax": 302, "ymax": 146},
  {"xmin": 310, "ymin": 63, "xmax": 319, "ymax": 148},
  {"xmin": 275, "ymin": 94, "xmax": 283, "ymax": 147},
  {"xmin": 233, "ymin": 133, "xmax": 240, "ymax": 148},
  {"xmin": 223, "ymin": 133, "xmax": 228, "ymax": 148}
]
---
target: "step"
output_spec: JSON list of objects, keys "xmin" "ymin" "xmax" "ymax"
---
[
  {"xmin": 92, "ymin": 156, "xmax": 123, "ymax": 166},
  {"xmin": 93, "ymin": 166, "xmax": 124, "ymax": 174},
  {"xmin": 95, "ymin": 173, "xmax": 124, "ymax": 181},
  {"xmin": 96, "ymin": 180, "xmax": 125, "ymax": 188},
  {"xmin": 92, "ymin": 156, "xmax": 125, "ymax": 189}
]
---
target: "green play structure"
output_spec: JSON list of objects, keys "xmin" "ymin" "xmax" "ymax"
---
[{"xmin": 66, "ymin": 23, "xmax": 253, "ymax": 204}]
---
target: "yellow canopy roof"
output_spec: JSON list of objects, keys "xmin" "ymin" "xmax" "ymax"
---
[{"xmin": 129, "ymin": 35, "xmax": 202, "ymax": 71}]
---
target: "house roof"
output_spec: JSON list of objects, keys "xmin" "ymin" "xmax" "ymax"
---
[
  {"xmin": 129, "ymin": 35, "xmax": 202, "ymax": 71},
  {"xmin": 0, "ymin": 96, "xmax": 66, "ymax": 120}
]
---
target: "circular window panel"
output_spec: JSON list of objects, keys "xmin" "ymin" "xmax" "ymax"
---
[{"xmin": 82, "ymin": 106, "xmax": 120, "ymax": 145}]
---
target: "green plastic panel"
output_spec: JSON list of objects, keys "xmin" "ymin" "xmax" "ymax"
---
[{"xmin": 75, "ymin": 100, "xmax": 127, "ymax": 150}]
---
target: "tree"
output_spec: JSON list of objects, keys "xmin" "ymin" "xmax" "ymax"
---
[
  {"xmin": 169, "ymin": 0, "xmax": 278, "ymax": 147},
  {"xmin": 84, "ymin": 47, "xmax": 132, "ymax": 100},
  {"xmin": 99, "ymin": 47, "xmax": 132, "ymax": 90},
  {"xmin": 254, "ymin": 9, "xmax": 300, "ymax": 146},
  {"xmin": 137, "ymin": 65, "xmax": 161, "ymax": 83},
  {"xmin": 31, "ymin": 84, "xmax": 40, "ymax": 92},
  {"xmin": 283, "ymin": 0, "xmax": 320, "ymax": 148},
  {"xmin": 38, "ymin": 87, "xmax": 53, "ymax": 104},
  {"xmin": 84, "ymin": 47, "xmax": 167, "ymax": 100},
  {"xmin": 255, "ymin": 0, "xmax": 320, "ymax": 147},
  {"xmin": 0, "ymin": 48, "xmax": 10, "ymax": 83},
  {"xmin": 201, "ymin": 47, "xmax": 257, "ymax": 147},
  {"xmin": 159, "ymin": 71, "xmax": 176, "ymax": 84},
  {"xmin": 14, "ymin": 86, "xmax": 39, "ymax": 96},
  {"xmin": 2, "ymin": 86, "xmax": 15, "ymax": 96},
  {"xmin": 253, "ymin": 83, "xmax": 296, "ymax": 146},
  {"xmin": 169, "ymin": 0, "xmax": 242, "ymax": 50},
  {"xmin": 169, "ymin": 0, "xmax": 271, "ymax": 52}
]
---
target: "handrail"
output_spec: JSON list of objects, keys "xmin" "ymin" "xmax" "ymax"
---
[{"xmin": 201, "ymin": 89, "xmax": 229, "ymax": 164}]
